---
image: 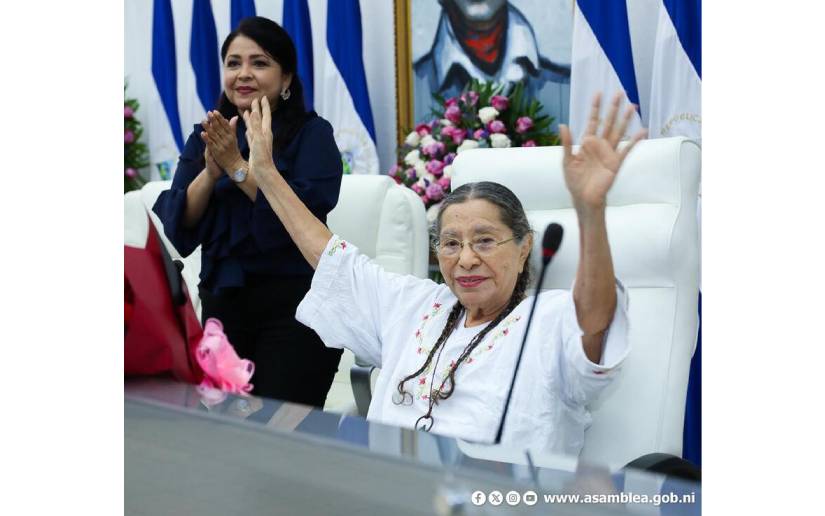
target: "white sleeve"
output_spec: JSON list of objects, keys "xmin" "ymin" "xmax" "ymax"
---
[
  {"xmin": 295, "ymin": 235, "xmax": 439, "ymax": 368},
  {"xmin": 547, "ymin": 279, "xmax": 631, "ymax": 406}
]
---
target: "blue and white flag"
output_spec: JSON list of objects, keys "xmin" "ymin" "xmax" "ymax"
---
[
  {"xmin": 568, "ymin": 0, "xmax": 643, "ymax": 143},
  {"xmin": 230, "ymin": 0, "xmax": 256, "ymax": 30},
  {"xmin": 315, "ymin": 0, "xmax": 378, "ymax": 174},
  {"xmin": 283, "ymin": 0, "xmax": 315, "ymax": 111},
  {"xmin": 648, "ymin": 0, "xmax": 701, "ymax": 140},
  {"xmin": 190, "ymin": 0, "xmax": 222, "ymax": 112},
  {"xmin": 151, "ymin": 0, "xmax": 183, "ymax": 152}
]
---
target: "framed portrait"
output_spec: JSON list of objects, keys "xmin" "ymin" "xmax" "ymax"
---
[{"xmin": 394, "ymin": 0, "xmax": 574, "ymax": 143}]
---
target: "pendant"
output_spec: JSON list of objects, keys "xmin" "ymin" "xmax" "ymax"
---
[{"xmin": 415, "ymin": 414, "xmax": 434, "ymax": 432}]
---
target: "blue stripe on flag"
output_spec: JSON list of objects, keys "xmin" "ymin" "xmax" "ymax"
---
[
  {"xmin": 231, "ymin": 0, "xmax": 257, "ymax": 30},
  {"xmin": 326, "ymin": 0, "xmax": 376, "ymax": 142},
  {"xmin": 283, "ymin": 0, "xmax": 314, "ymax": 111},
  {"xmin": 190, "ymin": 0, "xmax": 222, "ymax": 111},
  {"xmin": 683, "ymin": 293, "xmax": 701, "ymax": 467},
  {"xmin": 664, "ymin": 0, "xmax": 701, "ymax": 79},
  {"xmin": 151, "ymin": 0, "xmax": 184, "ymax": 152},
  {"xmin": 577, "ymin": 0, "xmax": 641, "ymax": 114}
]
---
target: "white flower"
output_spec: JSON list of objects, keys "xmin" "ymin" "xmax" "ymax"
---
[
  {"xmin": 414, "ymin": 161, "xmax": 427, "ymax": 177},
  {"xmin": 420, "ymin": 134, "xmax": 436, "ymax": 147},
  {"xmin": 425, "ymin": 173, "xmax": 436, "ymax": 183},
  {"xmin": 439, "ymin": 118, "xmax": 454, "ymax": 127},
  {"xmin": 442, "ymin": 165, "xmax": 454, "ymax": 178},
  {"xmin": 426, "ymin": 202, "xmax": 442, "ymax": 224},
  {"xmin": 456, "ymin": 139, "xmax": 480, "ymax": 153},
  {"xmin": 404, "ymin": 149, "xmax": 421, "ymax": 166},
  {"xmin": 404, "ymin": 131, "xmax": 420, "ymax": 147},
  {"xmin": 490, "ymin": 133, "xmax": 511, "ymax": 148},
  {"xmin": 416, "ymin": 177, "xmax": 428, "ymax": 189},
  {"xmin": 478, "ymin": 106, "xmax": 499, "ymax": 124}
]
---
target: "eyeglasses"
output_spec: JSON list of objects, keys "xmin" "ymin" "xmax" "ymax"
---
[{"xmin": 435, "ymin": 236, "xmax": 516, "ymax": 257}]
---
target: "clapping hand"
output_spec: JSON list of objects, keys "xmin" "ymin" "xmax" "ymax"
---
[
  {"xmin": 203, "ymin": 147, "xmax": 222, "ymax": 180},
  {"xmin": 559, "ymin": 93, "xmax": 647, "ymax": 212},
  {"xmin": 242, "ymin": 96, "xmax": 275, "ymax": 179},
  {"xmin": 201, "ymin": 110, "xmax": 243, "ymax": 173}
]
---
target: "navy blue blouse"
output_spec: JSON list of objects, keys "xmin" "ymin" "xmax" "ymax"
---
[{"xmin": 152, "ymin": 112, "xmax": 342, "ymax": 293}]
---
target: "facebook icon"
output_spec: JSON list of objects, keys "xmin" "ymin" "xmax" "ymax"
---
[{"xmin": 471, "ymin": 491, "xmax": 487, "ymax": 506}]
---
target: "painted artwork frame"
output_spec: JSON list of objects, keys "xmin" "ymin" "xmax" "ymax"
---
[
  {"xmin": 394, "ymin": 0, "xmax": 573, "ymax": 145},
  {"xmin": 394, "ymin": 0, "xmax": 414, "ymax": 146}
]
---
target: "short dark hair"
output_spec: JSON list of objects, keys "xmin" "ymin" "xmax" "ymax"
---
[{"xmin": 217, "ymin": 16, "xmax": 313, "ymax": 151}]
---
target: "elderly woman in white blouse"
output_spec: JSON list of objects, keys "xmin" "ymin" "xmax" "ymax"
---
[{"xmin": 242, "ymin": 92, "xmax": 645, "ymax": 455}]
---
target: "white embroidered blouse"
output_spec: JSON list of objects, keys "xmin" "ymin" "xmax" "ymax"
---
[{"xmin": 296, "ymin": 236, "xmax": 630, "ymax": 456}]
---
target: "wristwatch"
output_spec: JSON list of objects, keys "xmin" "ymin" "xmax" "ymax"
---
[{"xmin": 231, "ymin": 166, "xmax": 248, "ymax": 183}]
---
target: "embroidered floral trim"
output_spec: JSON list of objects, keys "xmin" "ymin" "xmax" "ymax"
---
[
  {"xmin": 327, "ymin": 237, "xmax": 348, "ymax": 256},
  {"xmin": 413, "ymin": 312, "xmax": 523, "ymax": 400}
]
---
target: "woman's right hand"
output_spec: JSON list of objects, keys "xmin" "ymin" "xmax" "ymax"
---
[{"xmin": 203, "ymin": 146, "xmax": 223, "ymax": 180}]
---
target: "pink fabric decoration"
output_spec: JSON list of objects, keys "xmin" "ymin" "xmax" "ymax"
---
[{"xmin": 195, "ymin": 318, "xmax": 254, "ymax": 402}]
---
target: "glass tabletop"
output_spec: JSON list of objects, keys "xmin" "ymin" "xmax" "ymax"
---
[{"xmin": 125, "ymin": 377, "xmax": 700, "ymax": 515}]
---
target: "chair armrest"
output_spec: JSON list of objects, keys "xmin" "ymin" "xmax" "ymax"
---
[
  {"xmin": 624, "ymin": 453, "xmax": 701, "ymax": 482},
  {"xmin": 350, "ymin": 363, "xmax": 375, "ymax": 418}
]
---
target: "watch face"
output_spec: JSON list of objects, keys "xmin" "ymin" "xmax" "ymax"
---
[{"xmin": 232, "ymin": 169, "xmax": 246, "ymax": 183}]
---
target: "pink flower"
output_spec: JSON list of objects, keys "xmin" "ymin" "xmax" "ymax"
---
[
  {"xmin": 411, "ymin": 183, "xmax": 424, "ymax": 195},
  {"xmin": 124, "ymin": 106, "xmax": 134, "ymax": 118},
  {"xmin": 473, "ymin": 128, "xmax": 488, "ymax": 140},
  {"xmin": 444, "ymin": 97, "xmax": 458, "ymax": 108},
  {"xmin": 443, "ymin": 152, "xmax": 456, "ymax": 165},
  {"xmin": 420, "ymin": 194, "xmax": 430, "ymax": 205},
  {"xmin": 423, "ymin": 141, "xmax": 446, "ymax": 158},
  {"xmin": 461, "ymin": 91, "xmax": 479, "ymax": 106},
  {"xmin": 125, "ymin": 167, "xmax": 138, "ymax": 178},
  {"xmin": 437, "ymin": 176, "xmax": 451, "ymax": 190},
  {"xmin": 445, "ymin": 105, "xmax": 462, "ymax": 124},
  {"xmin": 522, "ymin": 140, "xmax": 537, "ymax": 147},
  {"xmin": 388, "ymin": 163, "xmax": 399, "ymax": 177},
  {"xmin": 426, "ymin": 159, "xmax": 445, "ymax": 177},
  {"xmin": 441, "ymin": 126, "xmax": 465, "ymax": 145},
  {"xmin": 516, "ymin": 116, "xmax": 534, "ymax": 134},
  {"xmin": 124, "ymin": 130, "xmax": 135, "ymax": 144},
  {"xmin": 426, "ymin": 183, "xmax": 445, "ymax": 202},
  {"xmin": 488, "ymin": 120, "xmax": 506, "ymax": 133},
  {"xmin": 415, "ymin": 123, "xmax": 432, "ymax": 136},
  {"xmin": 490, "ymin": 95, "xmax": 509, "ymax": 111}
]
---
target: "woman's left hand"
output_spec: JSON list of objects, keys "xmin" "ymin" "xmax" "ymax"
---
[
  {"xmin": 202, "ymin": 110, "xmax": 244, "ymax": 172},
  {"xmin": 559, "ymin": 92, "xmax": 646, "ymax": 212}
]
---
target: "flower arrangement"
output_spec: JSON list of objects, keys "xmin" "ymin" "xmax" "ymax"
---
[
  {"xmin": 124, "ymin": 86, "xmax": 149, "ymax": 193},
  {"xmin": 388, "ymin": 79, "xmax": 560, "ymax": 214}
]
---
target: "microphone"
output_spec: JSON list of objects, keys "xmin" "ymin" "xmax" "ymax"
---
[{"xmin": 494, "ymin": 223, "xmax": 563, "ymax": 445}]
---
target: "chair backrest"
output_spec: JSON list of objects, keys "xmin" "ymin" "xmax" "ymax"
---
[
  {"xmin": 451, "ymin": 137, "xmax": 700, "ymax": 467},
  {"xmin": 138, "ymin": 181, "xmax": 203, "ymax": 320},
  {"xmin": 327, "ymin": 175, "xmax": 430, "ymax": 278}
]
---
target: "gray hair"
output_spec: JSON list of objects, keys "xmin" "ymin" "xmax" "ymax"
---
[{"xmin": 433, "ymin": 181, "xmax": 533, "ymax": 248}]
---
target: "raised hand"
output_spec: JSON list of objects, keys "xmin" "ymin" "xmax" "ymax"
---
[
  {"xmin": 559, "ymin": 93, "xmax": 646, "ymax": 211},
  {"xmin": 201, "ymin": 110, "xmax": 243, "ymax": 172},
  {"xmin": 242, "ymin": 96, "xmax": 274, "ymax": 178}
]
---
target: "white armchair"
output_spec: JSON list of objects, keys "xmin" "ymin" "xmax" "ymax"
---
[
  {"xmin": 325, "ymin": 175, "xmax": 430, "ymax": 413},
  {"xmin": 451, "ymin": 137, "xmax": 701, "ymax": 469}
]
